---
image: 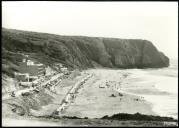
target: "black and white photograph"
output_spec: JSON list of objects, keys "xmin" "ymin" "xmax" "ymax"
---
[{"xmin": 2, "ymin": 1, "xmax": 178, "ymax": 127}]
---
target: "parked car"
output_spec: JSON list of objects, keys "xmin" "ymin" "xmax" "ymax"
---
[
  {"xmin": 21, "ymin": 92, "xmax": 31, "ymax": 96},
  {"xmin": 33, "ymin": 88, "xmax": 40, "ymax": 93},
  {"xmin": 11, "ymin": 91, "xmax": 15, "ymax": 97}
]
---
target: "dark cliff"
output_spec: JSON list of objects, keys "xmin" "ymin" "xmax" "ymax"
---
[{"xmin": 2, "ymin": 28, "xmax": 169, "ymax": 75}]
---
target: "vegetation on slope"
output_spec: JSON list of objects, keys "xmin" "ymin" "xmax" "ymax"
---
[{"xmin": 2, "ymin": 28, "xmax": 169, "ymax": 78}]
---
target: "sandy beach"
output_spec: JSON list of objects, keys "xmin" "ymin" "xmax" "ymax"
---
[
  {"xmin": 61, "ymin": 69, "xmax": 156, "ymax": 118},
  {"xmin": 2, "ymin": 68, "xmax": 178, "ymax": 126}
]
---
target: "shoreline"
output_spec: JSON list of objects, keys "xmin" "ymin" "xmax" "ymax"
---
[
  {"xmin": 2, "ymin": 68, "xmax": 177, "ymax": 126},
  {"xmin": 122, "ymin": 68, "xmax": 178, "ymax": 120},
  {"xmin": 61, "ymin": 69, "xmax": 157, "ymax": 118}
]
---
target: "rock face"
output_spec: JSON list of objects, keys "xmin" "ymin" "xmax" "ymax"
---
[
  {"xmin": 102, "ymin": 38, "xmax": 169, "ymax": 68},
  {"xmin": 2, "ymin": 28, "xmax": 169, "ymax": 70}
]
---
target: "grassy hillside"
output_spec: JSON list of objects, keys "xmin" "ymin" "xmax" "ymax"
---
[{"xmin": 2, "ymin": 28, "xmax": 169, "ymax": 78}]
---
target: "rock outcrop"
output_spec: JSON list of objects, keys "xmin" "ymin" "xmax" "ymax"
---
[{"xmin": 2, "ymin": 28, "xmax": 169, "ymax": 70}]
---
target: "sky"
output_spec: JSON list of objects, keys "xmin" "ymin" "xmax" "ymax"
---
[{"xmin": 2, "ymin": 1, "xmax": 178, "ymax": 59}]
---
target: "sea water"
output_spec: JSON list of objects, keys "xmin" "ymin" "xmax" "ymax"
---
[{"xmin": 123, "ymin": 59, "xmax": 178, "ymax": 119}]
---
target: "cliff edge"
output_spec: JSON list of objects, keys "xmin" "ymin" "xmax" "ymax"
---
[{"xmin": 2, "ymin": 28, "xmax": 169, "ymax": 72}]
